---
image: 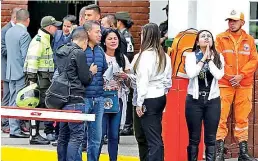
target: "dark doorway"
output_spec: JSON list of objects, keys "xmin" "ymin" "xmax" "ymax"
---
[{"xmin": 27, "ymin": 1, "xmax": 94, "ymax": 37}]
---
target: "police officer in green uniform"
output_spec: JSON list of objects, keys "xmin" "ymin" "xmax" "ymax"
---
[
  {"xmin": 115, "ymin": 12, "xmax": 135, "ymax": 63},
  {"xmin": 115, "ymin": 12, "xmax": 135, "ymax": 136},
  {"xmin": 159, "ymin": 4, "xmax": 169, "ymax": 52},
  {"xmin": 24, "ymin": 16, "xmax": 62, "ymax": 145}
]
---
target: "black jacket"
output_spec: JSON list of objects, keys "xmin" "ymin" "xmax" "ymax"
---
[
  {"xmin": 119, "ymin": 31, "xmax": 128, "ymax": 56},
  {"xmin": 55, "ymin": 42, "xmax": 92, "ymax": 104}
]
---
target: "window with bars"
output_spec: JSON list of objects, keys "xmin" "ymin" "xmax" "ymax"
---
[{"xmin": 250, "ymin": 2, "xmax": 258, "ymax": 40}]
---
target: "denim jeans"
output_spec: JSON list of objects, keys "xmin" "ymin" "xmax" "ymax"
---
[
  {"xmin": 76, "ymin": 97, "xmax": 105, "ymax": 161},
  {"xmin": 100, "ymin": 99, "xmax": 122, "ymax": 161},
  {"xmin": 57, "ymin": 103, "xmax": 86, "ymax": 161},
  {"xmin": 185, "ymin": 94, "xmax": 221, "ymax": 147}
]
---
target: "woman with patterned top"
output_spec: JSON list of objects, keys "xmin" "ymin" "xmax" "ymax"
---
[{"xmin": 99, "ymin": 28, "xmax": 131, "ymax": 161}]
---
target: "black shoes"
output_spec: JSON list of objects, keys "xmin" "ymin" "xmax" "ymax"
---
[
  {"xmin": 10, "ymin": 131, "xmax": 29, "ymax": 138},
  {"xmin": 215, "ymin": 140, "xmax": 257, "ymax": 161},
  {"xmin": 120, "ymin": 126, "xmax": 133, "ymax": 136},
  {"xmin": 187, "ymin": 145, "xmax": 198, "ymax": 161},
  {"xmin": 103, "ymin": 135, "xmax": 108, "ymax": 144},
  {"xmin": 206, "ymin": 146, "xmax": 216, "ymax": 161},
  {"xmin": 238, "ymin": 141, "xmax": 257, "ymax": 161},
  {"xmin": 215, "ymin": 140, "xmax": 225, "ymax": 161},
  {"xmin": 30, "ymin": 134, "xmax": 50, "ymax": 145}
]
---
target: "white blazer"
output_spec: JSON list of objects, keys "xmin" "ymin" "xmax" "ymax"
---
[{"xmin": 185, "ymin": 52, "xmax": 225, "ymax": 100}]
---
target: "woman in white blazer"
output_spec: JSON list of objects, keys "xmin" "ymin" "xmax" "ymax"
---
[
  {"xmin": 133, "ymin": 23, "xmax": 172, "ymax": 161},
  {"xmin": 184, "ymin": 30, "xmax": 225, "ymax": 161}
]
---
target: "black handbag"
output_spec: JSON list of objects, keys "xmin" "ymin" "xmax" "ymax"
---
[
  {"xmin": 45, "ymin": 70, "xmax": 70, "ymax": 109},
  {"xmin": 45, "ymin": 47, "xmax": 75, "ymax": 109}
]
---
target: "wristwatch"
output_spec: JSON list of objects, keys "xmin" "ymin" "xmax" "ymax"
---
[{"xmin": 206, "ymin": 59, "xmax": 212, "ymax": 63}]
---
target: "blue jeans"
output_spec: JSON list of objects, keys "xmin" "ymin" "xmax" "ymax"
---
[
  {"xmin": 9, "ymin": 77, "xmax": 25, "ymax": 135},
  {"xmin": 76, "ymin": 97, "xmax": 105, "ymax": 161},
  {"xmin": 100, "ymin": 99, "xmax": 122, "ymax": 161},
  {"xmin": 76, "ymin": 123, "xmax": 87, "ymax": 161},
  {"xmin": 57, "ymin": 103, "xmax": 86, "ymax": 161}
]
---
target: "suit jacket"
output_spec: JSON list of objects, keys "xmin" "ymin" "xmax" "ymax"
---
[
  {"xmin": 5, "ymin": 23, "xmax": 31, "ymax": 81},
  {"xmin": 1, "ymin": 22, "xmax": 13, "ymax": 81}
]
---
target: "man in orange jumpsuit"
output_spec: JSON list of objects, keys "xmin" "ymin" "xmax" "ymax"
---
[{"xmin": 215, "ymin": 10, "xmax": 258, "ymax": 161}]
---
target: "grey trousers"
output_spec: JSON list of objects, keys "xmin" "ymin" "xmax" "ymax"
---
[
  {"xmin": 9, "ymin": 77, "xmax": 26, "ymax": 135},
  {"xmin": 1, "ymin": 81, "xmax": 10, "ymax": 129}
]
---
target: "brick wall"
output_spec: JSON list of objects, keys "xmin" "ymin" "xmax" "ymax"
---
[
  {"xmin": 1, "ymin": 0, "xmax": 28, "ymax": 27},
  {"xmin": 1, "ymin": 0, "xmax": 149, "ymax": 52},
  {"xmin": 99, "ymin": 0, "xmax": 150, "ymax": 53}
]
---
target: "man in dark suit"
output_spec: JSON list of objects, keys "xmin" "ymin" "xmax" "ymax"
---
[
  {"xmin": 1, "ymin": 7, "xmax": 21, "ymax": 133},
  {"xmin": 5, "ymin": 9, "xmax": 31, "ymax": 138}
]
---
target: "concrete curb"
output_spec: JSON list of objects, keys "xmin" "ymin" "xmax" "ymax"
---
[{"xmin": 1, "ymin": 146, "xmax": 139, "ymax": 161}]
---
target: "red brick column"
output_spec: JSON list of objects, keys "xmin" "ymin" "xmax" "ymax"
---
[
  {"xmin": 99, "ymin": 0, "xmax": 150, "ymax": 53},
  {"xmin": 1, "ymin": 0, "xmax": 28, "ymax": 27}
]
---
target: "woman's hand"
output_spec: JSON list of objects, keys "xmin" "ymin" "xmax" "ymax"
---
[
  {"xmin": 118, "ymin": 72, "xmax": 128, "ymax": 80},
  {"xmin": 203, "ymin": 44, "xmax": 210, "ymax": 61},
  {"xmin": 136, "ymin": 106, "xmax": 144, "ymax": 117},
  {"xmin": 206, "ymin": 44, "xmax": 214, "ymax": 60}
]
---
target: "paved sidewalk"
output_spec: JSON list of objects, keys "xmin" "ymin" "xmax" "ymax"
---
[
  {"xmin": 1, "ymin": 131, "xmax": 139, "ymax": 156},
  {"xmin": 1, "ymin": 131, "xmax": 256, "ymax": 161}
]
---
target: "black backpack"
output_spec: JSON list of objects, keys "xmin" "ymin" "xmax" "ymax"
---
[{"xmin": 45, "ymin": 46, "xmax": 75, "ymax": 109}]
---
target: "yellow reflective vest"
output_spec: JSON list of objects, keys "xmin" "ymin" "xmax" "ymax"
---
[{"xmin": 24, "ymin": 29, "xmax": 54, "ymax": 74}]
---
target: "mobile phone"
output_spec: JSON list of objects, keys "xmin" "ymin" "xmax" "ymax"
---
[{"xmin": 142, "ymin": 105, "xmax": 147, "ymax": 113}]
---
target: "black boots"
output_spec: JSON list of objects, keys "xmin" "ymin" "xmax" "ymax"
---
[
  {"xmin": 238, "ymin": 141, "xmax": 257, "ymax": 161},
  {"xmin": 29, "ymin": 120, "xmax": 50, "ymax": 145},
  {"xmin": 120, "ymin": 124, "xmax": 133, "ymax": 136},
  {"xmin": 206, "ymin": 146, "xmax": 216, "ymax": 161},
  {"xmin": 30, "ymin": 134, "xmax": 50, "ymax": 145},
  {"xmin": 215, "ymin": 140, "xmax": 257, "ymax": 161},
  {"xmin": 215, "ymin": 140, "xmax": 225, "ymax": 161},
  {"xmin": 187, "ymin": 145, "xmax": 199, "ymax": 161}
]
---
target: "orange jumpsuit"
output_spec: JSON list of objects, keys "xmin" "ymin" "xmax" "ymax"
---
[{"xmin": 215, "ymin": 29, "xmax": 258, "ymax": 142}]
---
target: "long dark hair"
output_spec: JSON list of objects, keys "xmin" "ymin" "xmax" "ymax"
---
[
  {"xmin": 192, "ymin": 30, "xmax": 222, "ymax": 69},
  {"xmin": 119, "ymin": 19, "xmax": 134, "ymax": 29},
  {"xmin": 134, "ymin": 23, "xmax": 166, "ymax": 74},
  {"xmin": 100, "ymin": 28, "xmax": 126, "ymax": 70}
]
